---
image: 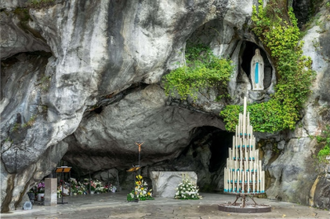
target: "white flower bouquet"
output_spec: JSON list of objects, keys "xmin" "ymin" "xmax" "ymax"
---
[{"xmin": 174, "ymin": 174, "xmax": 201, "ymax": 200}]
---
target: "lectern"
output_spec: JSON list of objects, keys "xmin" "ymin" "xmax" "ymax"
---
[{"xmin": 56, "ymin": 166, "xmax": 71, "ymax": 204}]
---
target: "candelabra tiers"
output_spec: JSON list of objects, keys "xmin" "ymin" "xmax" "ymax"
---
[{"xmin": 219, "ymin": 97, "xmax": 271, "ymax": 213}]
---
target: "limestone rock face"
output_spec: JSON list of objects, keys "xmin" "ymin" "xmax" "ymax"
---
[
  {"xmin": 62, "ymin": 84, "xmax": 225, "ymax": 171},
  {"xmin": 0, "ymin": 0, "xmax": 28, "ymax": 9},
  {"xmin": 0, "ymin": 12, "xmax": 50, "ymax": 59},
  {"xmin": 1, "ymin": 0, "xmax": 329, "ymax": 212},
  {"xmin": 1, "ymin": 0, "xmax": 255, "ymax": 211},
  {"xmin": 263, "ymin": 138, "xmax": 318, "ymax": 203},
  {"xmin": 312, "ymin": 164, "xmax": 330, "ymax": 209}
]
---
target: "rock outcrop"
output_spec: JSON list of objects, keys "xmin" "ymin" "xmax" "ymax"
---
[
  {"xmin": 260, "ymin": 3, "xmax": 330, "ymax": 206},
  {"xmin": 1, "ymin": 0, "xmax": 255, "ymax": 211},
  {"xmin": 0, "ymin": 0, "xmax": 329, "ymax": 212},
  {"xmin": 62, "ymin": 84, "xmax": 225, "ymax": 172}
]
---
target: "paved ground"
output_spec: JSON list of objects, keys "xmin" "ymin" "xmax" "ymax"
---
[{"xmin": 1, "ymin": 192, "xmax": 329, "ymax": 219}]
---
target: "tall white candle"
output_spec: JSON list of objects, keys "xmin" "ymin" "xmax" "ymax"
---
[
  {"xmin": 237, "ymin": 171, "xmax": 240, "ymax": 192},
  {"xmin": 250, "ymin": 137, "xmax": 253, "ymax": 151},
  {"xmin": 228, "ymin": 168, "xmax": 230, "ymax": 192},
  {"xmin": 239, "ymin": 114, "xmax": 241, "ymax": 135},
  {"xmin": 224, "ymin": 167, "xmax": 227, "ymax": 191},
  {"xmin": 252, "ymin": 172, "xmax": 255, "ymax": 193},
  {"xmin": 233, "ymin": 174, "xmax": 236, "ymax": 192},
  {"xmin": 242, "ymin": 171, "xmax": 245, "ymax": 193},
  {"xmin": 257, "ymin": 169, "xmax": 259, "ymax": 192},
  {"xmin": 245, "ymin": 142, "xmax": 248, "ymax": 161},
  {"xmin": 259, "ymin": 160, "xmax": 262, "ymax": 192},
  {"xmin": 243, "ymin": 117, "xmax": 245, "ymax": 136},
  {"xmin": 241, "ymin": 113, "xmax": 243, "ymax": 136},
  {"xmin": 261, "ymin": 171, "xmax": 264, "ymax": 192},
  {"xmin": 250, "ymin": 171, "xmax": 252, "ymax": 192},
  {"xmin": 229, "ymin": 148, "xmax": 232, "ymax": 161},
  {"xmin": 247, "ymin": 170, "xmax": 250, "ymax": 193},
  {"xmin": 249, "ymin": 138, "xmax": 253, "ymax": 155}
]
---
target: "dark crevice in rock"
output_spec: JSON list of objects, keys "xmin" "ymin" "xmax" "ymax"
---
[
  {"xmin": 1, "ymin": 174, "xmax": 15, "ymax": 213},
  {"xmin": 93, "ymin": 106, "xmax": 103, "ymax": 114},
  {"xmin": 185, "ymin": 126, "xmax": 233, "ymax": 173},
  {"xmin": 292, "ymin": 0, "xmax": 322, "ymax": 28},
  {"xmin": 151, "ymin": 126, "xmax": 233, "ymax": 191}
]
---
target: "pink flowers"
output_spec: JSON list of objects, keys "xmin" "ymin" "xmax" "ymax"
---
[{"xmin": 38, "ymin": 182, "xmax": 45, "ymax": 189}]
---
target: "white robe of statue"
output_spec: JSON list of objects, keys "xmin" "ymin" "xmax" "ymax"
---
[{"xmin": 251, "ymin": 49, "xmax": 264, "ymax": 90}]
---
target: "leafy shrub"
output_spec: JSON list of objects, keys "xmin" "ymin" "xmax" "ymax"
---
[
  {"xmin": 163, "ymin": 44, "xmax": 233, "ymax": 101},
  {"xmin": 314, "ymin": 126, "xmax": 330, "ymax": 163}
]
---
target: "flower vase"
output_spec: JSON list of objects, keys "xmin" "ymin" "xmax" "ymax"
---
[
  {"xmin": 37, "ymin": 193, "xmax": 44, "ymax": 202},
  {"xmin": 90, "ymin": 191, "xmax": 95, "ymax": 195},
  {"xmin": 73, "ymin": 193, "xmax": 77, "ymax": 196}
]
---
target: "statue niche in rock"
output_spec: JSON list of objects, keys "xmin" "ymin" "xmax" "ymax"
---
[{"xmin": 251, "ymin": 49, "xmax": 264, "ymax": 90}]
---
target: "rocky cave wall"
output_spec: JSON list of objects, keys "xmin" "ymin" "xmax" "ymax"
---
[{"xmin": 1, "ymin": 0, "xmax": 330, "ymax": 212}]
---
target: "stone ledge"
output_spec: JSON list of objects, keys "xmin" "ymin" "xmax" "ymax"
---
[{"xmin": 150, "ymin": 171, "xmax": 197, "ymax": 198}]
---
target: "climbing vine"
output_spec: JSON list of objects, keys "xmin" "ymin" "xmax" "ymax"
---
[
  {"xmin": 163, "ymin": 44, "xmax": 233, "ymax": 101},
  {"xmin": 220, "ymin": 0, "xmax": 315, "ymax": 133},
  {"xmin": 312, "ymin": 125, "xmax": 330, "ymax": 164}
]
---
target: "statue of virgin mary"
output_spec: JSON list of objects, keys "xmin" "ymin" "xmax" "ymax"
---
[{"xmin": 251, "ymin": 49, "xmax": 264, "ymax": 90}]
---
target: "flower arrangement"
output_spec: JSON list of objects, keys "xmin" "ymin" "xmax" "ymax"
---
[
  {"xmin": 69, "ymin": 178, "xmax": 77, "ymax": 186},
  {"xmin": 174, "ymin": 174, "xmax": 201, "ymax": 200},
  {"xmin": 37, "ymin": 181, "xmax": 45, "ymax": 193},
  {"xmin": 57, "ymin": 186, "xmax": 62, "ymax": 198},
  {"xmin": 77, "ymin": 182, "xmax": 87, "ymax": 194},
  {"xmin": 56, "ymin": 178, "xmax": 119, "ymax": 195},
  {"xmin": 105, "ymin": 184, "xmax": 117, "ymax": 193},
  {"xmin": 89, "ymin": 180, "xmax": 96, "ymax": 192},
  {"xmin": 127, "ymin": 175, "xmax": 153, "ymax": 201}
]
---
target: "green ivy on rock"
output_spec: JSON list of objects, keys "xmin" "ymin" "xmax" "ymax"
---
[
  {"xmin": 163, "ymin": 44, "xmax": 233, "ymax": 101},
  {"xmin": 220, "ymin": 0, "xmax": 315, "ymax": 133},
  {"xmin": 313, "ymin": 125, "xmax": 330, "ymax": 164}
]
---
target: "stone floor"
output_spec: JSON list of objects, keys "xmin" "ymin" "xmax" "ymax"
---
[{"xmin": 1, "ymin": 192, "xmax": 329, "ymax": 219}]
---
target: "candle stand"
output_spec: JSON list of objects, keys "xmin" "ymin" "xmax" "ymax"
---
[{"xmin": 218, "ymin": 97, "xmax": 271, "ymax": 213}]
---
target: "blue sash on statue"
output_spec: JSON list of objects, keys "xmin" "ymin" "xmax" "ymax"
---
[{"xmin": 255, "ymin": 62, "xmax": 259, "ymax": 84}]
